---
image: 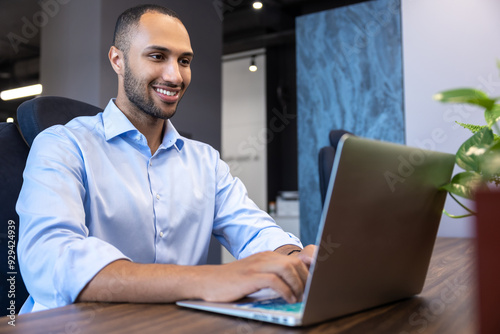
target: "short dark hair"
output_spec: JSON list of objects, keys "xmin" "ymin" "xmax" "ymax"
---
[{"xmin": 113, "ymin": 4, "xmax": 181, "ymax": 55}]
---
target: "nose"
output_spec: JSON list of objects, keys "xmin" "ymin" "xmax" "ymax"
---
[{"xmin": 162, "ymin": 59, "xmax": 183, "ymax": 86}]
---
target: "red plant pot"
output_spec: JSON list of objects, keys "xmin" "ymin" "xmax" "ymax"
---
[{"xmin": 475, "ymin": 190, "xmax": 500, "ymax": 334}]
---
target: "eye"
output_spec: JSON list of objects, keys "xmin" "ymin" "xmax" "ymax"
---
[
  {"xmin": 180, "ymin": 58, "xmax": 191, "ymax": 66},
  {"xmin": 149, "ymin": 54, "xmax": 164, "ymax": 61}
]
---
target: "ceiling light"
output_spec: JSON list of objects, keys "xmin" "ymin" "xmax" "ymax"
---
[
  {"xmin": 249, "ymin": 56, "xmax": 258, "ymax": 72},
  {"xmin": 0, "ymin": 84, "xmax": 43, "ymax": 101},
  {"xmin": 253, "ymin": 2, "xmax": 263, "ymax": 10},
  {"xmin": 6, "ymin": 117, "xmax": 14, "ymax": 123}
]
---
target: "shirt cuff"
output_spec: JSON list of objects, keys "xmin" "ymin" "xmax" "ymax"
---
[
  {"xmin": 53, "ymin": 236, "xmax": 131, "ymax": 306},
  {"xmin": 237, "ymin": 227, "xmax": 303, "ymax": 259}
]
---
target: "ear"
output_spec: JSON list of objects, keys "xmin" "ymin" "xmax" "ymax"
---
[{"xmin": 109, "ymin": 46, "xmax": 125, "ymax": 76}]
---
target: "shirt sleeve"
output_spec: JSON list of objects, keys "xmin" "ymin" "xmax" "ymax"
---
[
  {"xmin": 212, "ymin": 154, "xmax": 302, "ymax": 260},
  {"xmin": 16, "ymin": 127, "xmax": 130, "ymax": 311}
]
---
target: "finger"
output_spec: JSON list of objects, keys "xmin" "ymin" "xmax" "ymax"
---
[
  {"xmin": 259, "ymin": 273, "xmax": 297, "ymax": 304},
  {"xmin": 290, "ymin": 257, "xmax": 309, "ymax": 289},
  {"xmin": 297, "ymin": 253, "xmax": 314, "ymax": 268},
  {"xmin": 260, "ymin": 256, "xmax": 308, "ymax": 302},
  {"xmin": 236, "ymin": 252, "xmax": 309, "ymax": 303}
]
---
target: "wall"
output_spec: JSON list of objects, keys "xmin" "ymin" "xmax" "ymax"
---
[
  {"xmin": 402, "ymin": 0, "xmax": 500, "ymax": 237},
  {"xmin": 296, "ymin": 0, "xmax": 405, "ymax": 245},
  {"xmin": 222, "ymin": 51, "xmax": 267, "ymax": 210},
  {"xmin": 221, "ymin": 51, "xmax": 267, "ymax": 263},
  {"xmin": 40, "ymin": 0, "xmax": 102, "ymax": 106}
]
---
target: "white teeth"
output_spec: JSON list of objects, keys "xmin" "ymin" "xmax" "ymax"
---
[{"xmin": 156, "ymin": 88, "xmax": 177, "ymax": 96}]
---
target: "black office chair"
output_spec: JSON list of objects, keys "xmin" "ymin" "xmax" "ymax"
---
[
  {"xmin": 17, "ymin": 96, "xmax": 103, "ymax": 146},
  {"xmin": 318, "ymin": 129, "xmax": 354, "ymax": 207},
  {"xmin": 0, "ymin": 122, "xmax": 30, "ymax": 315}
]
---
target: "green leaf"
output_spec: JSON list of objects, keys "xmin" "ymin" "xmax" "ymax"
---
[
  {"xmin": 481, "ymin": 140, "xmax": 500, "ymax": 177},
  {"xmin": 486, "ymin": 140, "xmax": 500, "ymax": 152},
  {"xmin": 440, "ymin": 171, "xmax": 483, "ymax": 199},
  {"xmin": 485, "ymin": 104, "xmax": 500, "ymax": 127},
  {"xmin": 455, "ymin": 127, "xmax": 494, "ymax": 171},
  {"xmin": 456, "ymin": 122, "xmax": 500, "ymax": 141},
  {"xmin": 456, "ymin": 122, "xmax": 485, "ymax": 134},
  {"xmin": 433, "ymin": 88, "xmax": 497, "ymax": 110}
]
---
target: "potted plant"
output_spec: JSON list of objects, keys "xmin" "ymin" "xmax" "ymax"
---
[{"xmin": 433, "ymin": 63, "xmax": 500, "ymax": 218}]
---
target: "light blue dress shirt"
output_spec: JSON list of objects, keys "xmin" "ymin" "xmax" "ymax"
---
[{"xmin": 16, "ymin": 99, "xmax": 301, "ymax": 313}]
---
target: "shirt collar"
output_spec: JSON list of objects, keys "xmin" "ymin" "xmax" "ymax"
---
[
  {"xmin": 103, "ymin": 99, "xmax": 185, "ymax": 151},
  {"xmin": 103, "ymin": 99, "xmax": 137, "ymax": 141},
  {"xmin": 162, "ymin": 119, "xmax": 185, "ymax": 151}
]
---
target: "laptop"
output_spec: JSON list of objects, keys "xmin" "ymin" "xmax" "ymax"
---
[{"xmin": 176, "ymin": 135, "xmax": 455, "ymax": 326}]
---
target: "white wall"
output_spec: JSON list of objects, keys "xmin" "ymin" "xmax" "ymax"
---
[
  {"xmin": 402, "ymin": 0, "xmax": 500, "ymax": 237},
  {"xmin": 222, "ymin": 50, "xmax": 267, "ymax": 210},
  {"xmin": 221, "ymin": 50, "xmax": 267, "ymax": 263}
]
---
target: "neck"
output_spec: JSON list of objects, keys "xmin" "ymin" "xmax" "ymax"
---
[{"xmin": 115, "ymin": 97, "xmax": 165, "ymax": 154}]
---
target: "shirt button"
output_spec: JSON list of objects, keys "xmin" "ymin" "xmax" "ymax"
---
[
  {"xmin": 149, "ymin": 161, "xmax": 153, "ymax": 166},
  {"xmin": 156, "ymin": 194, "xmax": 160, "ymax": 200},
  {"xmin": 159, "ymin": 232, "xmax": 164, "ymax": 237}
]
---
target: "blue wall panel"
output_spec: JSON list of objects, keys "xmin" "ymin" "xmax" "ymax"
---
[{"xmin": 296, "ymin": 0, "xmax": 405, "ymax": 245}]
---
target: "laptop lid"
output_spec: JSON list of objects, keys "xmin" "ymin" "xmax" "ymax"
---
[
  {"xmin": 300, "ymin": 135, "xmax": 455, "ymax": 325},
  {"xmin": 177, "ymin": 135, "xmax": 455, "ymax": 327}
]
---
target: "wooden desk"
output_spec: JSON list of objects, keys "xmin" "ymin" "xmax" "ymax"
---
[{"xmin": 0, "ymin": 238, "xmax": 476, "ymax": 334}]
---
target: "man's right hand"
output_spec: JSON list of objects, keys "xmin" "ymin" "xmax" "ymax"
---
[{"xmin": 194, "ymin": 250, "xmax": 310, "ymax": 304}]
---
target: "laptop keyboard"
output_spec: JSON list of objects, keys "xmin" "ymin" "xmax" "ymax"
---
[{"xmin": 236, "ymin": 297, "xmax": 303, "ymax": 313}]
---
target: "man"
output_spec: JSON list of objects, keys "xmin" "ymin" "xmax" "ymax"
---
[{"xmin": 17, "ymin": 4, "xmax": 314, "ymax": 313}]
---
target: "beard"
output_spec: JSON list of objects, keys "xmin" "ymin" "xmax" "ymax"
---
[{"xmin": 123, "ymin": 60, "xmax": 180, "ymax": 120}]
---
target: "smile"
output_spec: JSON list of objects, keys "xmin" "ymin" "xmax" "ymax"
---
[{"xmin": 154, "ymin": 87, "xmax": 179, "ymax": 96}]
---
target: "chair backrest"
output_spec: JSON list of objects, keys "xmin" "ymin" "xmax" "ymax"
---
[
  {"xmin": 318, "ymin": 146, "xmax": 336, "ymax": 206},
  {"xmin": 0, "ymin": 123, "xmax": 30, "ymax": 315},
  {"xmin": 17, "ymin": 96, "xmax": 103, "ymax": 146},
  {"xmin": 318, "ymin": 130, "xmax": 354, "ymax": 207}
]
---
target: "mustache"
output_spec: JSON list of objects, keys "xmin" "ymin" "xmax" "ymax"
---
[{"xmin": 151, "ymin": 82, "xmax": 183, "ymax": 89}]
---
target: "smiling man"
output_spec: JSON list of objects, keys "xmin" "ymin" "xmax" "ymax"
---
[{"xmin": 16, "ymin": 4, "xmax": 314, "ymax": 313}]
